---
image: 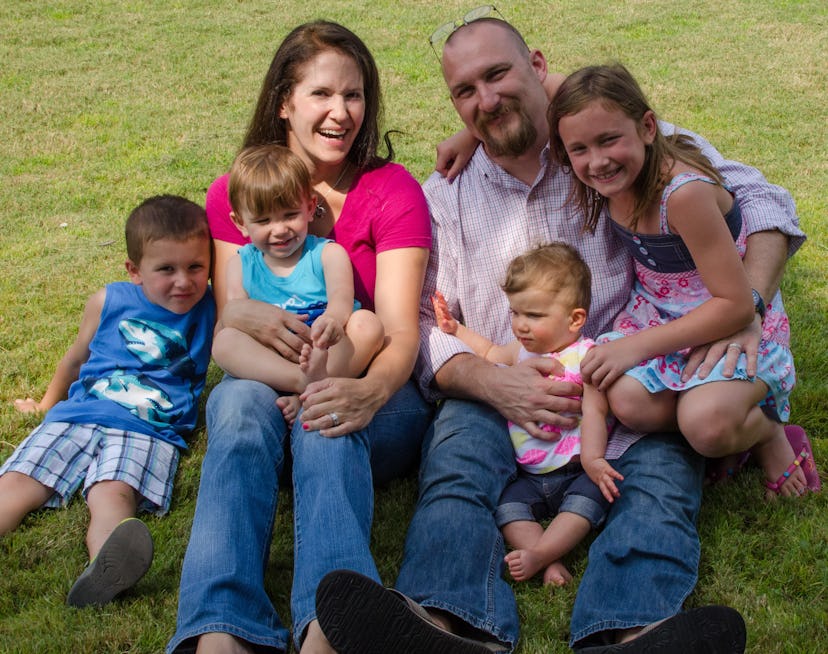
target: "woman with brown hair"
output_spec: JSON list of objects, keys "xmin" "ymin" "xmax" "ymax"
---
[{"xmin": 168, "ymin": 21, "xmax": 432, "ymax": 654}]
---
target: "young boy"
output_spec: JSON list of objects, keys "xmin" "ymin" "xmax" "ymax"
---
[
  {"xmin": 432, "ymin": 243, "xmax": 620, "ymax": 586},
  {"xmin": 1, "ymin": 194, "xmax": 215, "ymax": 607},
  {"xmin": 211, "ymin": 144, "xmax": 384, "ymax": 424}
]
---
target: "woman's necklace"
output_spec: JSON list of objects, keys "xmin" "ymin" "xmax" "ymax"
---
[{"xmin": 315, "ymin": 163, "xmax": 350, "ymax": 218}]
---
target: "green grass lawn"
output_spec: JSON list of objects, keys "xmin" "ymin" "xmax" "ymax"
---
[{"xmin": 0, "ymin": 1, "xmax": 825, "ymax": 652}]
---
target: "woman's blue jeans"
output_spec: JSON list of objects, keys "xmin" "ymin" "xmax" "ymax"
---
[
  {"xmin": 167, "ymin": 376, "xmax": 432, "ymax": 653},
  {"xmin": 569, "ymin": 431, "xmax": 704, "ymax": 647}
]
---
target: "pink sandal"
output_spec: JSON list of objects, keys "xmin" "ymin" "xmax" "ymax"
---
[{"xmin": 764, "ymin": 425, "xmax": 821, "ymax": 495}]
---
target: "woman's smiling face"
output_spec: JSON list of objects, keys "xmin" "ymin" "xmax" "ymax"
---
[{"xmin": 280, "ymin": 49, "xmax": 366, "ymax": 172}]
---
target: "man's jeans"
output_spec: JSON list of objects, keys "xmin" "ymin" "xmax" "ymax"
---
[
  {"xmin": 167, "ymin": 376, "xmax": 432, "ymax": 653},
  {"xmin": 394, "ymin": 400, "xmax": 703, "ymax": 653},
  {"xmin": 570, "ymin": 432, "xmax": 704, "ymax": 647},
  {"xmin": 396, "ymin": 398, "xmax": 521, "ymax": 649}
]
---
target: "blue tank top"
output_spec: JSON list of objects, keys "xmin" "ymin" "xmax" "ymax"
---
[
  {"xmin": 45, "ymin": 282, "xmax": 215, "ymax": 449},
  {"xmin": 240, "ymin": 235, "xmax": 359, "ymax": 324}
]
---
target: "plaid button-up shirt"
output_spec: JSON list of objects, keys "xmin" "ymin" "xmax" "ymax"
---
[{"xmin": 416, "ymin": 125, "xmax": 804, "ymax": 458}]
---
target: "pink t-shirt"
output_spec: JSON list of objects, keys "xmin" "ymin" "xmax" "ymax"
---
[{"xmin": 206, "ymin": 162, "xmax": 432, "ymax": 311}]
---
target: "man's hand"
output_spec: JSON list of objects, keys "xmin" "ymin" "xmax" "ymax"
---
[
  {"xmin": 487, "ymin": 357, "xmax": 581, "ymax": 439},
  {"xmin": 682, "ymin": 314, "xmax": 762, "ymax": 382}
]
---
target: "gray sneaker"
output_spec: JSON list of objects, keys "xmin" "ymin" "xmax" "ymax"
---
[{"xmin": 66, "ymin": 517, "xmax": 154, "ymax": 608}]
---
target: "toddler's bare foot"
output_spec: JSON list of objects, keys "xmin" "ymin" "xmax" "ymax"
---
[
  {"xmin": 505, "ymin": 548, "xmax": 547, "ymax": 582},
  {"xmin": 276, "ymin": 394, "xmax": 301, "ymax": 427},
  {"xmin": 299, "ymin": 343, "xmax": 329, "ymax": 384},
  {"xmin": 753, "ymin": 425, "xmax": 807, "ymax": 499},
  {"xmin": 542, "ymin": 560, "xmax": 573, "ymax": 586}
]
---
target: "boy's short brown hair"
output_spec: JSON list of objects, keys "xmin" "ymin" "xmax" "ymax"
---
[
  {"xmin": 228, "ymin": 144, "xmax": 314, "ymax": 217},
  {"xmin": 501, "ymin": 242, "xmax": 592, "ymax": 312},
  {"xmin": 125, "ymin": 195, "xmax": 210, "ymax": 264}
]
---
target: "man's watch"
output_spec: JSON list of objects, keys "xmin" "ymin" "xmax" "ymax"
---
[{"xmin": 751, "ymin": 288, "xmax": 766, "ymax": 321}]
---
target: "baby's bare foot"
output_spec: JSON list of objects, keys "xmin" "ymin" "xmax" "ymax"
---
[
  {"xmin": 299, "ymin": 343, "xmax": 329, "ymax": 384},
  {"xmin": 542, "ymin": 560, "xmax": 573, "ymax": 586},
  {"xmin": 505, "ymin": 548, "xmax": 546, "ymax": 582}
]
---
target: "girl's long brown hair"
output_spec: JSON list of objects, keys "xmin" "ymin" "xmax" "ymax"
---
[{"xmin": 548, "ymin": 63, "xmax": 723, "ymax": 232}]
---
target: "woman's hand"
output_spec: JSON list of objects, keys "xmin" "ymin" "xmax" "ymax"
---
[
  {"xmin": 221, "ymin": 298, "xmax": 311, "ymax": 364},
  {"xmin": 681, "ymin": 314, "xmax": 762, "ymax": 382},
  {"xmin": 299, "ymin": 376, "xmax": 385, "ymax": 437}
]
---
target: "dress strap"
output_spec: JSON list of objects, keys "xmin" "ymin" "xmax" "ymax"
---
[{"xmin": 659, "ymin": 172, "xmax": 721, "ymax": 234}]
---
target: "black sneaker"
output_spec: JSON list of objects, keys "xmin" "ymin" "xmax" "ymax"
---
[
  {"xmin": 575, "ymin": 605, "xmax": 746, "ymax": 654},
  {"xmin": 66, "ymin": 517, "xmax": 153, "ymax": 608}
]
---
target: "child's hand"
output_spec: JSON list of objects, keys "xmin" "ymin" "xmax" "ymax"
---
[
  {"xmin": 431, "ymin": 291, "xmax": 458, "ymax": 334},
  {"xmin": 435, "ymin": 129, "xmax": 479, "ymax": 182},
  {"xmin": 310, "ymin": 314, "xmax": 344, "ymax": 350},
  {"xmin": 583, "ymin": 457, "xmax": 624, "ymax": 503},
  {"xmin": 276, "ymin": 394, "xmax": 301, "ymax": 428},
  {"xmin": 14, "ymin": 398, "xmax": 44, "ymax": 414},
  {"xmin": 581, "ymin": 339, "xmax": 646, "ymax": 391}
]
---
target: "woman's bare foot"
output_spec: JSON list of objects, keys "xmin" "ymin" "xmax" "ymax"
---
[
  {"xmin": 195, "ymin": 632, "xmax": 254, "ymax": 654},
  {"xmin": 301, "ymin": 620, "xmax": 337, "ymax": 654},
  {"xmin": 276, "ymin": 394, "xmax": 301, "ymax": 427},
  {"xmin": 753, "ymin": 425, "xmax": 807, "ymax": 499},
  {"xmin": 300, "ymin": 343, "xmax": 329, "ymax": 383},
  {"xmin": 542, "ymin": 560, "xmax": 573, "ymax": 586}
]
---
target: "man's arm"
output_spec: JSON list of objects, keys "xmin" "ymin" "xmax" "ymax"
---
[
  {"xmin": 434, "ymin": 352, "xmax": 579, "ymax": 438},
  {"xmin": 665, "ymin": 121, "xmax": 805, "ymax": 256},
  {"xmin": 743, "ymin": 229, "xmax": 787, "ymax": 303}
]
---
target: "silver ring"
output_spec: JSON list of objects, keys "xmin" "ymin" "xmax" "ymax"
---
[
  {"xmin": 328, "ymin": 412, "xmax": 339, "ymax": 427},
  {"xmin": 726, "ymin": 343, "xmax": 742, "ymax": 351}
]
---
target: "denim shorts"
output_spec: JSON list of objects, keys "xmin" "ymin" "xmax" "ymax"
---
[
  {"xmin": 495, "ymin": 460, "xmax": 609, "ymax": 529},
  {"xmin": 0, "ymin": 421, "xmax": 179, "ymax": 514}
]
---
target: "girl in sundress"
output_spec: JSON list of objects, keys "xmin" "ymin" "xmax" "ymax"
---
[{"xmin": 548, "ymin": 63, "xmax": 819, "ymax": 499}]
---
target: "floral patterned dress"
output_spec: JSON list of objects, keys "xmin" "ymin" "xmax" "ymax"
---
[{"xmin": 598, "ymin": 172, "xmax": 794, "ymax": 420}]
